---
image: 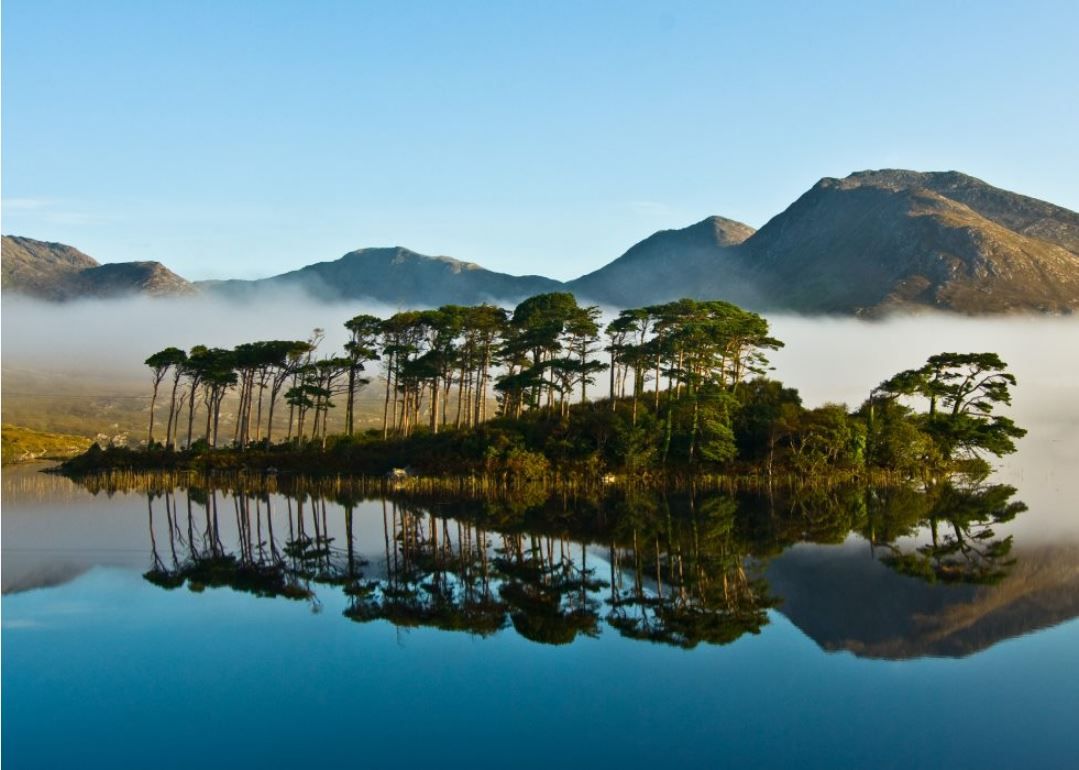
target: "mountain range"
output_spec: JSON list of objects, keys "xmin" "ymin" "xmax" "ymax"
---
[{"xmin": 5, "ymin": 169, "xmax": 1078, "ymax": 314}]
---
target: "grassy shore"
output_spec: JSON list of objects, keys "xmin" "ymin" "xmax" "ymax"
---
[{"xmin": 2, "ymin": 424, "xmax": 93, "ymax": 465}]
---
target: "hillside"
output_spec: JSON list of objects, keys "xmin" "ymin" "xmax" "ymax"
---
[
  {"xmin": 1, "ymin": 424, "xmax": 93, "ymax": 464},
  {"xmin": 204, "ymin": 246, "xmax": 562, "ymax": 306},
  {"xmin": 2, "ymin": 235, "xmax": 195, "ymax": 300}
]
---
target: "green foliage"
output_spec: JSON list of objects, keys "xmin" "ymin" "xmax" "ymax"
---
[
  {"xmin": 732, "ymin": 379, "xmax": 803, "ymax": 462},
  {"xmin": 863, "ymin": 398, "xmax": 940, "ymax": 477},
  {"xmin": 875, "ymin": 352, "xmax": 1027, "ymax": 467}
]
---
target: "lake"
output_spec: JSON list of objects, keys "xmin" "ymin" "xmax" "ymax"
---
[
  {"xmin": 3, "ymin": 463, "xmax": 1077, "ymax": 770},
  {"xmin": 4, "ymin": 317, "xmax": 1078, "ymax": 768}
]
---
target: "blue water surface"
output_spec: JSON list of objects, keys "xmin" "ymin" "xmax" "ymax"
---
[{"xmin": 4, "ymin": 565, "xmax": 1077, "ymax": 770}]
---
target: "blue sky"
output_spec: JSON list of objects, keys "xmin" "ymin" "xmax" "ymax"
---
[{"xmin": 3, "ymin": 0, "xmax": 1077, "ymax": 280}]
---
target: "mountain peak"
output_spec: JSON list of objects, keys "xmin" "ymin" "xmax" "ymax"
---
[
  {"xmin": 695, "ymin": 215, "xmax": 757, "ymax": 247},
  {"xmin": 209, "ymin": 244, "xmax": 561, "ymax": 306},
  {"xmin": 567, "ymin": 216, "xmax": 758, "ymax": 307},
  {"xmin": 77, "ymin": 261, "xmax": 196, "ymax": 298},
  {"xmin": 336, "ymin": 246, "xmax": 484, "ymax": 274},
  {"xmin": 819, "ymin": 169, "xmax": 981, "ymax": 192}
]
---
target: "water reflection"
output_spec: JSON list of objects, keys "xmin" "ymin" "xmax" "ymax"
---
[
  {"xmin": 866, "ymin": 482, "xmax": 1026, "ymax": 585},
  {"xmin": 109, "ymin": 473, "xmax": 1051, "ymax": 654}
]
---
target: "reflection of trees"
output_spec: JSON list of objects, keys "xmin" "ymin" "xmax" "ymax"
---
[
  {"xmin": 606, "ymin": 494, "xmax": 776, "ymax": 648},
  {"xmin": 143, "ymin": 488, "xmax": 341, "ymax": 604},
  {"xmin": 865, "ymin": 482, "xmax": 1026, "ymax": 585},
  {"xmin": 495, "ymin": 533, "xmax": 602, "ymax": 645},
  {"xmin": 345, "ymin": 500, "xmax": 507, "ymax": 636},
  {"xmin": 130, "ymin": 470, "xmax": 1031, "ymax": 647},
  {"xmin": 734, "ymin": 484, "xmax": 868, "ymax": 556}
]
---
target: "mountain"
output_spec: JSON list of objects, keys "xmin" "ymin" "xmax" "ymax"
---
[
  {"xmin": 203, "ymin": 246, "xmax": 562, "ymax": 307},
  {"xmin": 2, "ymin": 235, "xmax": 195, "ymax": 300},
  {"xmin": 567, "ymin": 216, "xmax": 758, "ymax": 307},
  {"xmin": 741, "ymin": 170, "xmax": 1079, "ymax": 315}
]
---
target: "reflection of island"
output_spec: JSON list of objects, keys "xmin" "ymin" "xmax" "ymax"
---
[
  {"xmin": 140, "ymin": 484, "xmax": 778, "ymax": 648},
  {"xmin": 765, "ymin": 480, "xmax": 1079, "ymax": 659},
  {"xmin": 53, "ymin": 470, "xmax": 1079, "ymax": 657}
]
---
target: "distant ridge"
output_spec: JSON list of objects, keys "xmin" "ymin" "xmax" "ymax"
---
[
  {"xmin": 7, "ymin": 169, "xmax": 1079, "ymax": 314},
  {"xmin": 568, "ymin": 170, "xmax": 1079, "ymax": 314},
  {"xmin": 202, "ymin": 246, "xmax": 562, "ymax": 307}
]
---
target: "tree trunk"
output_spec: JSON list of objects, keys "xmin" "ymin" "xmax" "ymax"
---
[
  {"xmin": 186, "ymin": 387, "xmax": 198, "ymax": 448},
  {"xmin": 166, "ymin": 371, "xmax": 181, "ymax": 447},
  {"xmin": 346, "ymin": 364, "xmax": 356, "ymax": 435},
  {"xmin": 254, "ymin": 378, "xmax": 265, "ymax": 443},
  {"xmin": 382, "ymin": 354, "xmax": 393, "ymax": 439},
  {"xmin": 609, "ymin": 349, "xmax": 616, "ymax": 409},
  {"xmin": 147, "ymin": 380, "xmax": 161, "ymax": 446}
]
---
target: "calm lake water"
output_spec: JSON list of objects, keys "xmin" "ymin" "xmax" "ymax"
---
[
  {"xmin": 3, "ymin": 463, "xmax": 1078, "ymax": 770},
  {"xmin": 4, "ymin": 318, "xmax": 1078, "ymax": 769}
]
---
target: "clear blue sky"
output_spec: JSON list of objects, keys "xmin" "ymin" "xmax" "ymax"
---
[{"xmin": 3, "ymin": 0, "xmax": 1077, "ymax": 280}]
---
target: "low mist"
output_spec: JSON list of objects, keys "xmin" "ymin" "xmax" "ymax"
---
[
  {"xmin": 3, "ymin": 295, "xmax": 1076, "ymax": 538},
  {"xmin": 4, "ymin": 294, "xmax": 1077, "ymax": 426},
  {"xmin": 1, "ymin": 291, "xmax": 398, "ymax": 377}
]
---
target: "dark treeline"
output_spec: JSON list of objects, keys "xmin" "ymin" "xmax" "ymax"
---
[
  {"xmin": 128, "ymin": 474, "xmax": 1027, "ymax": 648},
  {"xmin": 103, "ymin": 293, "xmax": 1028, "ymax": 482}
]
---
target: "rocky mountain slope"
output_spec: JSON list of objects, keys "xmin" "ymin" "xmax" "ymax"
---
[
  {"xmin": 569, "ymin": 170, "xmax": 1079, "ymax": 314},
  {"xmin": 1, "ymin": 236, "xmax": 99, "ymax": 299},
  {"xmin": 740, "ymin": 170, "xmax": 1079, "ymax": 315},
  {"xmin": 2, "ymin": 235, "xmax": 195, "ymax": 300}
]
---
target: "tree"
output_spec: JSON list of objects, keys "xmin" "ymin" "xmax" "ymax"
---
[
  {"xmin": 497, "ymin": 293, "xmax": 604, "ymax": 417},
  {"xmin": 343, "ymin": 315, "xmax": 382, "ymax": 435},
  {"xmin": 196, "ymin": 348, "xmax": 238, "ymax": 446},
  {"xmin": 144, "ymin": 347, "xmax": 187, "ymax": 447},
  {"xmin": 180, "ymin": 345, "xmax": 210, "ymax": 448},
  {"xmin": 257, "ymin": 340, "xmax": 311, "ymax": 445},
  {"xmin": 876, "ymin": 352, "xmax": 1026, "ymax": 468}
]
